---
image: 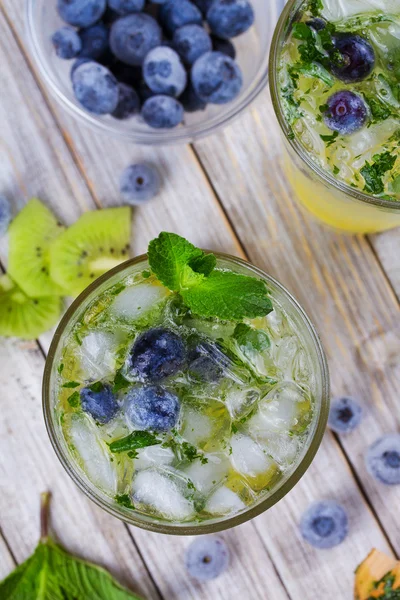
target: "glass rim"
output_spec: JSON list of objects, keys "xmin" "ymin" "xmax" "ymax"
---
[
  {"xmin": 269, "ymin": 0, "xmax": 400, "ymax": 212},
  {"xmin": 43, "ymin": 252, "xmax": 330, "ymax": 535},
  {"xmin": 26, "ymin": 0, "xmax": 269, "ymax": 146}
]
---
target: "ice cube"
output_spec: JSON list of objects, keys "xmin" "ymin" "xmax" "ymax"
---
[
  {"xmin": 273, "ymin": 336, "xmax": 302, "ymax": 379},
  {"xmin": 321, "ymin": 0, "xmax": 397, "ymax": 21},
  {"xmin": 230, "ymin": 434, "xmax": 273, "ymax": 478},
  {"xmin": 80, "ymin": 330, "xmax": 117, "ymax": 381},
  {"xmin": 262, "ymin": 433, "xmax": 300, "ymax": 469},
  {"xmin": 69, "ymin": 416, "xmax": 116, "ymax": 494},
  {"xmin": 205, "ymin": 486, "xmax": 245, "ymax": 516},
  {"xmin": 249, "ymin": 382, "xmax": 312, "ymax": 435},
  {"xmin": 225, "ymin": 386, "xmax": 260, "ymax": 421},
  {"xmin": 184, "ymin": 453, "xmax": 229, "ymax": 495},
  {"xmin": 132, "ymin": 468, "xmax": 195, "ymax": 521},
  {"xmin": 110, "ymin": 283, "xmax": 168, "ymax": 321},
  {"xmin": 181, "ymin": 408, "xmax": 213, "ymax": 448},
  {"xmin": 134, "ymin": 445, "xmax": 175, "ymax": 471}
]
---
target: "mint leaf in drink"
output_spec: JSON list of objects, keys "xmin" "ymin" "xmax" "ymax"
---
[
  {"xmin": 115, "ymin": 494, "xmax": 135, "ymax": 509},
  {"xmin": 148, "ymin": 231, "xmax": 213, "ymax": 290},
  {"xmin": 148, "ymin": 232, "xmax": 273, "ymax": 321},
  {"xmin": 109, "ymin": 430, "xmax": 160, "ymax": 454},
  {"xmin": 67, "ymin": 391, "xmax": 80, "ymax": 408},
  {"xmin": 233, "ymin": 323, "xmax": 270, "ymax": 352},
  {"xmin": 62, "ymin": 381, "xmax": 80, "ymax": 388},
  {"xmin": 0, "ymin": 492, "xmax": 141, "ymax": 600},
  {"xmin": 361, "ymin": 151, "xmax": 396, "ymax": 195},
  {"xmin": 182, "ymin": 270, "xmax": 273, "ymax": 321}
]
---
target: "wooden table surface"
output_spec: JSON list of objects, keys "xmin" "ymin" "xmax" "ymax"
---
[{"xmin": 1, "ymin": 1, "xmax": 400, "ymax": 599}]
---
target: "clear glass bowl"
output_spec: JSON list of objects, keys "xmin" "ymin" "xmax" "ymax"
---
[
  {"xmin": 43, "ymin": 253, "xmax": 330, "ymax": 535},
  {"xmin": 26, "ymin": 0, "xmax": 283, "ymax": 145}
]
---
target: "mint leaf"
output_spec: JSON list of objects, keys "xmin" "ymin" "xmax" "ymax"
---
[
  {"xmin": 361, "ymin": 151, "xmax": 396, "ymax": 194},
  {"xmin": 233, "ymin": 323, "xmax": 270, "ymax": 352},
  {"xmin": 180, "ymin": 264, "xmax": 205, "ymax": 289},
  {"xmin": 115, "ymin": 494, "xmax": 135, "ymax": 509},
  {"xmin": 0, "ymin": 493, "xmax": 141, "ymax": 600},
  {"xmin": 320, "ymin": 131, "xmax": 339, "ymax": 146},
  {"xmin": 109, "ymin": 431, "xmax": 160, "ymax": 454},
  {"xmin": 112, "ymin": 368, "xmax": 130, "ymax": 394},
  {"xmin": 182, "ymin": 270, "xmax": 273, "ymax": 321},
  {"xmin": 148, "ymin": 232, "xmax": 205, "ymax": 290},
  {"xmin": 62, "ymin": 381, "xmax": 80, "ymax": 389},
  {"xmin": 67, "ymin": 391, "xmax": 80, "ymax": 408},
  {"xmin": 188, "ymin": 253, "xmax": 217, "ymax": 277}
]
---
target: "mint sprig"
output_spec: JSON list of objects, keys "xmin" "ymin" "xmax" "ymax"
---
[
  {"xmin": 148, "ymin": 232, "xmax": 273, "ymax": 321},
  {"xmin": 0, "ymin": 492, "xmax": 141, "ymax": 600}
]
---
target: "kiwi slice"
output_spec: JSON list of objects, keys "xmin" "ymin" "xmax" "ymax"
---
[
  {"xmin": 50, "ymin": 207, "xmax": 131, "ymax": 297},
  {"xmin": 0, "ymin": 275, "xmax": 61, "ymax": 339},
  {"xmin": 8, "ymin": 198, "xmax": 65, "ymax": 297}
]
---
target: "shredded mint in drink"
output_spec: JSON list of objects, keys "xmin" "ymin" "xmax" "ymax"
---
[{"xmin": 54, "ymin": 233, "xmax": 317, "ymax": 524}]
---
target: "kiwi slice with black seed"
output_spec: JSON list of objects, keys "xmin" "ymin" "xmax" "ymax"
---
[
  {"xmin": 8, "ymin": 198, "xmax": 66, "ymax": 297},
  {"xmin": 50, "ymin": 207, "xmax": 131, "ymax": 297},
  {"xmin": 0, "ymin": 275, "xmax": 61, "ymax": 339}
]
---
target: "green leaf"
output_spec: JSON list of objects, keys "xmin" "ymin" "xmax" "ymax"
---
[
  {"xmin": 320, "ymin": 131, "xmax": 339, "ymax": 147},
  {"xmin": 62, "ymin": 381, "xmax": 80, "ymax": 389},
  {"xmin": 181, "ymin": 270, "xmax": 273, "ymax": 321},
  {"xmin": 115, "ymin": 494, "xmax": 135, "ymax": 509},
  {"xmin": 233, "ymin": 323, "xmax": 270, "ymax": 352},
  {"xmin": 360, "ymin": 151, "xmax": 397, "ymax": 195},
  {"xmin": 67, "ymin": 391, "xmax": 80, "ymax": 408},
  {"xmin": 180, "ymin": 264, "xmax": 205, "ymax": 289},
  {"xmin": 188, "ymin": 253, "xmax": 217, "ymax": 277},
  {"xmin": 109, "ymin": 431, "xmax": 160, "ymax": 454},
  {"xmin": 292, "ymin": 22, "xmax": 313, "ymax": 41},
  {"xmin": 0, "ymin": 539, "xmax": 141, "ymax": 600},
  {"xmin": 295, "ymin": 62, "xmax": 334, "ymax": 86},
  {"xmin": 112, "ymin": 368, "xmax": 130, "ymax": 394},
  {"xmin": 148, "ymin": 232, "xmax": 204, "ymax": 291}
]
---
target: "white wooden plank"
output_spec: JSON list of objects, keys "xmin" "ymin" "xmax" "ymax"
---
[{"xmin": 0, "ymin": 535, "xmax": 16, "ymax": 580}]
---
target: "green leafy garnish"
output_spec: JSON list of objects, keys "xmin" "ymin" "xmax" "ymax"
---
[
  {"xmin": 148, "ymin": 232, "xmax": 273, "ymax": 321},
  {"xmin": 367, "ymin": 572, "xmax": 400, "ymax": 599},
  {"xmin": 115, "ymin": 494, "xmax": 135, "ymax": 509},
  {"xmin": 88, "ymin": 381, "xmax": 105, "ymax": 393},
  {"xmin": 233, "ymin": 323, "xmax": 270, "ymax": 353},
  {"xmin": 320, "ymin": 131, "xmax": 339, "ymax": 147},
  {"xmin": 361, "ymin": 151, "xmax": 397, "ymax": 195},
  {"xmin": 62, "ymin": 381, "xmax": 80, "ymax": 389},
  {"xmin": 365, "ymin": 95, "xmax": 393, "ymax": 124},
  {"xmin": 0, "ymin": 492, "xmax": 141, "ymax": 600},
  {"xmin": 163, "ymin": 437, "xmax": 208, "ymax": 464},
  {"xmin": 67, "ymin": 391, "xmax": 80, "ymax": 408},
  {"xmin": 112, "ymin": 368, "xmax": 130, "ymax": 394},
  {"xmin": 109, "ymin": 431, "xmax": 160, "ymax": 454},
  {"xmin": 307, "ymin": 0, "xmax": 323, "ymax": 16},
  {"xmin": 57, "ymin": 363, "xmax": 64, "ymax": 375}
]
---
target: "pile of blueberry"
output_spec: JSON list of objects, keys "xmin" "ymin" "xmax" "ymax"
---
[{"xmin": 52, "ymin": 0, "xmax": 255, "ymax": 128}]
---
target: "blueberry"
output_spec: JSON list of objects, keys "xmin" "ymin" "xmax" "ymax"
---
[
  {"xmin": 142, "ymin": 95, "xmax": 184, "ymax": 128},
  {"xmin": 108, "ymin": 0, "xmax": 145, "ymax": 15},
  {"xmin": 143, "ymin": 47, "xmax": 187, "ymax": 97},
  {"xmin": 57, "ymin": 0, "xmax": 106, "ymax": 28},
  {"xmin": 80, "ymin": 383, "xmax": 119, "ymax": 423},
  {"xmin": 110, "ymin": 14, "xmax": 162, "ymax": 66},
  {"xmin": 180, "ymin": 82, "xmax": 207, "ymax": 112},
  {"xmin": 112, "ymin": 83, "xmax": 141, "ymax": 119},
  {"xmin": 323, "ymin": 91, "xmax": 368, "ymax": 135},
  {"xmin": 306, "ymin": 17, "xmax": 326, "ymax": 31},
  {"xmin": 72, "ymin": 61, "xmax": 119, "ymax": 114},
  {"xmin": 328, "ymin": 397, "xmax": 363, "ymax": 434},
  {"xmin": 300, "ymin": 501, "xmax": 349, "ymax": 549},
  {"xmin": 192, "ymin": 0, "xmax": 213, "ymax": 14},
  {"xmin": 124, "ymin": 385, "xmax": 180, "ymax": 432},
  {"xmin": 120, "ymin": 163, "xmax": 161, "ymax": 203},
  {"xmin": 70, "ymin": 57, "xmax": 93, "ymax": 79},
  {"xmin": 109, "ymin": 61, "xmax": 142, "ymax": 86},
  {"xmin": 331, "ymin": 33, "xmax": 375, "ymax": 83},
  {"xmin": 79, "ymin": 23, "xmax": 109, "ymax": 59},
  {"xmin": 129, "ymin": 327, "xmax": 186, "ymax": 381},
  {"xmin": 207, "ymin": 0, "xmax": 254, "ymax": 39},
  {"xmin": 211, "ymin": 35, "xmax": 236, "ymax": 59},
  {"xmin": 173, "ymin": 25, "xmax": 212, "ymax": 65},
  {"xmin": 185, "ymin": 537, "xmax": 229, "ymax": 581},
  {"xmin": 159, "ymin": 0, "xmax": 203, "ymax": 36},
  {"xmin": 0, "ymin": 196, "xmax": 11, "ymax": 236},
  {"xmin": 191, "ymin": 51, "xmax": 243, "ymax": 104},
  {"xmin": 366, "ymin": 434, "xmax": 400, "ymax": 485},
  {"xmin": 188, "ymin": 340, "xmax": 228, "ymax": 382},
  {"xmin": 52, "ymin": 27, "xmax": 82, "ymax": 59}
]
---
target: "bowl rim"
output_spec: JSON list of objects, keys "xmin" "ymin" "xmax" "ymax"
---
[
  {"xmin": 26, "ymin": 0, "xmax": 271, "ymax": 145},
  {"xmin": 43, "ymin": 252, "xmax": 330, "ymax": 535},
  {"xmin": 269, "ymin": 0, "xmax": 400, "ymax": 211}
]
